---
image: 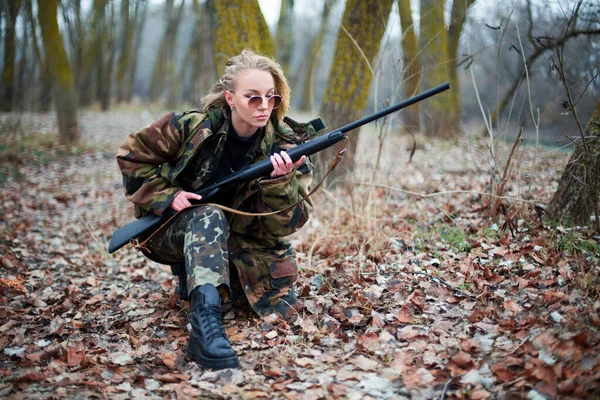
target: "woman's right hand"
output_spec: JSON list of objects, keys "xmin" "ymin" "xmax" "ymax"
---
[{"xmin": 169, "ymin": 191, "xmax": 202, "ymax": 212}]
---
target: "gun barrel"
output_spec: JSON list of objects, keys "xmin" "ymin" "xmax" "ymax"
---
[{"xmin": 338, "ymin": 82, "xmax": 450, "ymax": 134}]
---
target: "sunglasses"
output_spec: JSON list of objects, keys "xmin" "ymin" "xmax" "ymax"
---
[{"xmin": 230, "ymin": 91, "xmax": 282, "ymax": 109}]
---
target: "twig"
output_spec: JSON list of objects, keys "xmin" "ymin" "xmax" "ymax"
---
[
  {"xmin": 353, "ymin": 181, "xmax": 538, "ymax": 204},
  {"xmin": 508, "ymin": 335, "xmax": 530, "ymax": 355},
  {"xmin": 407, "ymin": 271, "xmax": 476, "ymax": 299},
  {"xmin": 439, "ymin": 378, "xmax": 453, "ymax": 400},
  {"xmin": 361, "ymin": 268, "xmax": 476, "ymax": 299},
  {"xmin": 491, "ymin": 126, "xmax": 523, "ymax": 218},
  {"xmin": 332, "ymin": 378, "xmax": 376, "ymax": 397}
]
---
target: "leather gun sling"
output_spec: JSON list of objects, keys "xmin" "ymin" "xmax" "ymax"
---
[{"xmin": 133, "ymin": 141, "xmax": 347, "ymax": 254}]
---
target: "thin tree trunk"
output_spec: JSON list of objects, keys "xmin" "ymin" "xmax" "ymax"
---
[
  {"xmin": 61, "ymin": 0, "xmax": 85, "ymax": 106},
  {"xmin": 182, "ymin": 0, "xmax": 213, "ymax": 105},
  {"xmin": 116, "ymin": 0, "xmax": 132, "ymax": 103},
  {"xmin": 315, "ymin": 0, "xmax": 394, "ymax": 184},
  {"xmin": 397, "ymin": 0, "xmax": 420, "ymax": 133},
  {"xmin": 38, "ymin": 0, "xmax": 79, "ymax": 144},
  {"xmin": 149, "ymin": 0, "xmax": 186, "ymax": 103},
  {"xmin": 447, "ymin": 0, "xmax": 475, "ymax": 131},
  {"xmin": 15, "ymin": 3, "xmax": 28, "ymax": 110},
  {"xmin": 23, "ymin": 0, "xmax": 46, "ymax": 110},
  {"xmin": 420, "ymin": 0, "xmax": 455, "ymax": 137},
  {"xmin": 299, "ymin": 0, "xmax": 334, "ymax": 111},
  {"xmin": 275, "ymin": 0, "xmax": 294, "ymax": 77},
  {"xmin": 26, "ymin": 0, "xmax": 52, "ymax": 112},
  {"xmin": 0, "ymin": 0, "xmax": 22, "ymax": 111},
  {"xmin": 125, "ymin": 0, "xmax": 147, "ymax": 102},
  {"xmin": 99, "ymin": 0, "xmax": 116, "ymax": 110}
]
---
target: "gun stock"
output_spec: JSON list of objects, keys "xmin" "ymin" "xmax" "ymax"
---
[{"xmin": 108, "ymin": 82, "xmax": 450, "ymax": 253}]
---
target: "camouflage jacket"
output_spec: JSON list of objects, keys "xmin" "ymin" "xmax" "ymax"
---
[{"xmin": 117, "ymin": 108, "xmax": 327, "ymax": 311}]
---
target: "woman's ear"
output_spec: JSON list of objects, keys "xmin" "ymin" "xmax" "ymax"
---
[{"xmin": 225, "ymin": 91, "xmax": 235, "ymax": 109}]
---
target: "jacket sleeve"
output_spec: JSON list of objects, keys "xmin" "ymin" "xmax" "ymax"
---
[{"xmin": 116, "ymin": 113, "xmax": 183, "ymax": 217}]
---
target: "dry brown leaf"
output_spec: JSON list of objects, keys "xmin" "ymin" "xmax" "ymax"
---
[
  {"xmin": 349, "ymin": 355, "xmax": 379, "ymax": 371},
  {"xmin": 159, "ymin": 352, "xmax": 180, "ymax": 370},
  {"xmin": 66, "ymin": 342, "xmax": 86, "ymax": 367},
  {"xmin": 241, "ymin": 390, "xmax": 270, "ymax": 398},
  {"xmin": 393, "ymin": 305, "xmax": 413, "ymax": 324},
  {"xmin": 294, "ymin": 357, "xmax": 315, "ymax": 367},
  {"xmin": 153, "ymin": 373, "xmax": 190, "ymax": 382},
  {"xmin": 451, "ymin": 351, "xmax": 474, "ymax": 369},
  {"xmin": 48, "ymin": 316, "xmax": 66, "ymax": 336},
  {"xmin": 357, "ymin": 332, "xmax": 379, "ymax": 352}
]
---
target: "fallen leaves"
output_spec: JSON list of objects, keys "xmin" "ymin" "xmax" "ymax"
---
[{"xmin": 1, "ymin": 128, "xmax": 599, "ymax": 399}]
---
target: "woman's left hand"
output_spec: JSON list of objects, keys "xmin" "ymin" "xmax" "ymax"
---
[{"xmin": 270, "ymin": 151, "xmax": 306, "ymax": 178}]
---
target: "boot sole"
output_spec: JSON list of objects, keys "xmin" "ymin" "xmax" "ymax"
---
[{"xmin": 186, "ymin": 343, "xmax": 240, "ymax": 370}]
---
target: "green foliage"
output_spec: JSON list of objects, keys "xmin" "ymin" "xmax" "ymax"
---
[
  {"xmin": 551, "ymin": 228, "xmax": 599, "ymax": 259},
  {"xmin": 438, "ymin": 225, "xmax": 471, "ymax": 252},
  {"xmin": 480, "ymin": 226, "xmax": 501, "ymax": 240},
  {"xmin": 413, "ymin": 223, "xmax": 471, "ymax": 253}
]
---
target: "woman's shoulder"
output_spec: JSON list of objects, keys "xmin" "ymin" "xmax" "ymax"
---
[
  {"xmin": 275, "ymin": 116, "xmax": 328, "ymax": 143},
  {"xmin": 171, "ymin": 109, "xmax": 208, "ymax": 127}
]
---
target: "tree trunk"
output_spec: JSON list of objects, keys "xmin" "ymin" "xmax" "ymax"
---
[
  {"xmin": 15, "ymin": 2, "xmax": 28, "ymax": 110},
  {"xmin": 419, "ymin": 0, "xmax": 455, "ymax": 137},
  {"xmin": 61, "ymin": 0, "xmax": 85, "ymax": 107},
  {"xmin": 0, "ymin": 0, "xmax": 22, "ymax": 111},
  {"xmin": 275, "ymin": 0, "xmax": 294, "ymax": 77},
  {"xmin": 397, "ymin": 0, "xmax": 420, "ymax": 133},
  {"xmin": 314, "ymin": 0, "xmax": 394, "ymax": 184},
  {"xmin": 125, "ymin": 0, "xmax": 148, "ymax": 102},
  {"xmin": 99, "ymin": 1, "xmax": 116, "ymax": 110},
  {"xmin": 77, "ymin": 0, "xmax": 107, "ymax": 107},
  {"xmin": 23, "ymin": 0, "xmax": 47, "ymax": 110},
  {"xmin": 447, "ymin": 0, "xmax": 475, "ymax": 130},
  {"xmin": 206, "ymin": 0, "xmax": 274, "ymax": 75},
  {"xmin": 148, "ymin": 0, "xmax": 186, "ymax": 103},
  {"xmin": 183, "ymin": 0, "xmax": 213, "ymax": 105},
  {"xmin": 547, "ymin": 99, "xmax": 600, "ymax": 228},
  {"xmin": 38, "ymin": 0, "xmax": 79, "ymax": 144},
  {"xmin": 116, "ymin": 0, "xmax": 132, "ymax": 103},
  {"xmin": 299, "ymin": 0, "xmax": 334, "ymax": 111}
]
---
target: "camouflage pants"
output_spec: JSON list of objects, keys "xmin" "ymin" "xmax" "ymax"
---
[
  {"xmin": 145, "ymin": 206, "xmax": 231, "ymax": 298},
  {"xmin": 144, "ymin": 205, "xmax": 298, "ymax": 320}
]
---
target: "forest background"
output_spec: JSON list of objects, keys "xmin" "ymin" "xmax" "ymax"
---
[{"xmin": 1, "ymin": 0, "xmax": 600, "ymax": 399}]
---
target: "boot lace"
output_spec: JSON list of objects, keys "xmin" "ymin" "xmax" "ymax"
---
[{"xmin": 199, "ymin": 304, "xmax": 226, "ymax": 343}]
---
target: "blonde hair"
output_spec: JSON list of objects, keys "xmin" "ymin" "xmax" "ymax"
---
[{"xmin": 201, "ymin": 49, "xmax": 290, "ymax": 120}]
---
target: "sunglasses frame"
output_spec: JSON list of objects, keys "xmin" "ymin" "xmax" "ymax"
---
[{"xmin": 229, "ymin": 91, "xmax": 282, "ymax": 109}]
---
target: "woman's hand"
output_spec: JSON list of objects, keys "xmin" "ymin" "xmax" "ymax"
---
[
  {"xmin": 170, "ymin": 191, "xmax": 202, "ymax": 212},
  {"xmin": 270, "ymin": 151, "xmax": 306, "ymax": 178}
]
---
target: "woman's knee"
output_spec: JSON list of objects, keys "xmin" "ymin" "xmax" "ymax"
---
[{"xmin": 184, "ymin": 205, "xmax": 227, "ymax": 226}]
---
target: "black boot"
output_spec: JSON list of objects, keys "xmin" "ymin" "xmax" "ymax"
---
[
  {"xmin": 170, "ymin": 264, "xmax": 188, "ymax": 301},
  {"xmin": 187, "ymin": 284, "xmax": 239, "ymax": 370}
]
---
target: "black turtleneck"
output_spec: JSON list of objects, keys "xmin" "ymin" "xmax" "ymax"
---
[{"xmin": 203, "ymin": 123, "xmax": 257, "ymax": 207}]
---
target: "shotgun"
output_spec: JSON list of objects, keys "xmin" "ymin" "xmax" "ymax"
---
[{"xmin": 108, "ymin": 82, "xmax": 450, "ymax": 253}]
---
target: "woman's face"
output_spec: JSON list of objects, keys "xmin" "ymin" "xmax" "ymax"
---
[{"xmin": 226, "ymin": 68, "xmax": 277, "ymax": 137}]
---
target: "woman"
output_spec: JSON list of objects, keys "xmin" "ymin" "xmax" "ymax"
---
[{"xmin": 116, "ymin": 50, "xmax": 326, "ymax": 370}]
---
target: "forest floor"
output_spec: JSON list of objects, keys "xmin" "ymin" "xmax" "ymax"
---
[{"xmin": 1, "ymin": 109, "xmax": 599, "ymax": 399}]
